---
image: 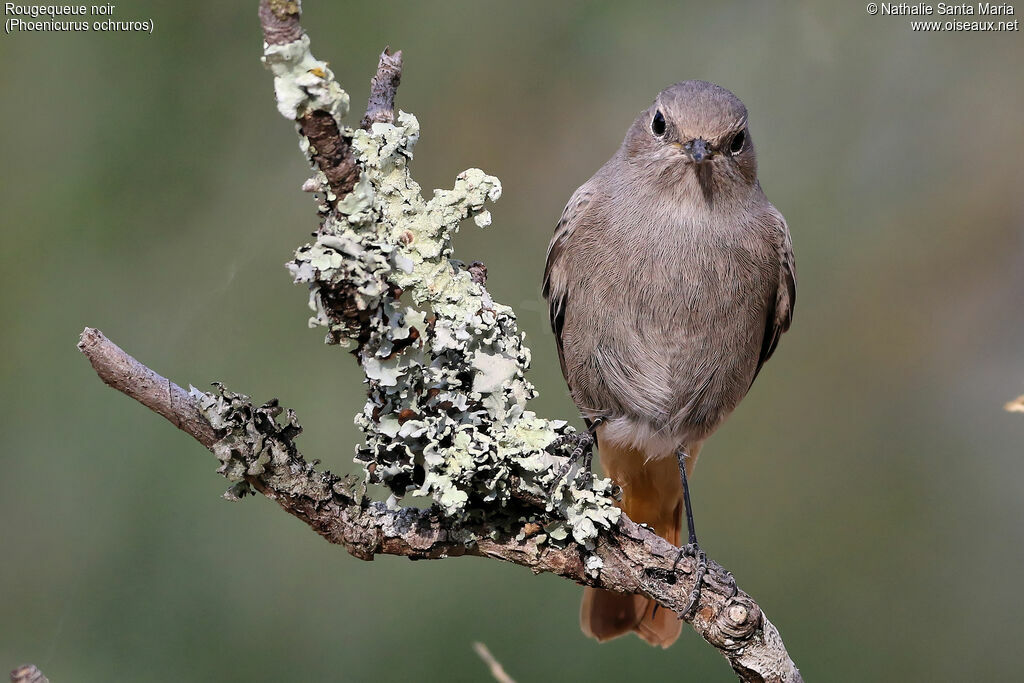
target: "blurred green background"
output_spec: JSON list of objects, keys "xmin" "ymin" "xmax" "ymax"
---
[{"xmin": 2, "ymin": 1, "xmax": 1023, "ymax": 681}]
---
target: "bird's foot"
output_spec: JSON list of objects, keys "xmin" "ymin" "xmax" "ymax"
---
[
  {"xmin": 672, "ymin": 542, "xmax": 708, "ymax": 621},
  {"xmin": 716, "ymin": 566, "xmax": 738, "ymax": 600},
  {"xmin": 545, "ymin": 430, "xmax": 595, "ymax": 496},
  {"xmin": 545, "ymin": 418, "xmax": 604, "ymax": 497}
]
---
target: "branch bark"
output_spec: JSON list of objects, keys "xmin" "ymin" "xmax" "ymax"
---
[
  {"xmin": 360, "ymin": 48, "xmax": 403, "ymax": 130},
  {"xmin": 76, "ymin": 3, "xmax": 803, "ymax": 680}
]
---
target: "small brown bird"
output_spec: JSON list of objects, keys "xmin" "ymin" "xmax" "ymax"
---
[{"xmin": 543, "ymin": 80, "xmax": 795, "ymax": 647}]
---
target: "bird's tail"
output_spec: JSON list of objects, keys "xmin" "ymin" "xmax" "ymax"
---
[{"xmin": 580, "ymin": 438, "xmax": 696, "ymax": 648}]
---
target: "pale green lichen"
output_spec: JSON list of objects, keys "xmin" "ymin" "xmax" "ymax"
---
[
  {"xmin": 193, "ymin": 384, "xmax": 347, "ymax": 504},
  {"xmin": 255, "ymin": 35, "xmax": 620, "ymax": 549},
  {"xmin": 262, "ymin": 33, "xmax": 349, "ymax": 124}
]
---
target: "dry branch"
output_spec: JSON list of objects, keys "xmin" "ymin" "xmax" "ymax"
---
[
  {"xmin": 75, "ymin": 2, "xmax": 804, "ymax": 680},
  {"xmin": 361, "ymin": 48, "xmax": 403, "ymax": 130},
  {"xmin": 473, "ymin": 642, "xmax": 517, "ymax": 683}
]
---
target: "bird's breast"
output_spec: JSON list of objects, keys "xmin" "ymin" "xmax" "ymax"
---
[{"xmin": 564, "ymin": 205, "xmax": 775, "ymax": 441}]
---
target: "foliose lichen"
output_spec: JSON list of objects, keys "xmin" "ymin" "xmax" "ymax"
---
[
  {"xmin": 194, "ymin": 384, "xmax": 347, "ymax": 504},
  {"xmin": 262, "ymin": 33, "xmax": 349, "ymax": 124},
  {"xmin": 214, "ymin": 32, "xmax": 622, "ymax": 549}
]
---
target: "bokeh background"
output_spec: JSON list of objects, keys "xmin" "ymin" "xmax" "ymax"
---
[{"xmin": 2, "ymin": 1, "xmax": 1023, "ymax": 680}]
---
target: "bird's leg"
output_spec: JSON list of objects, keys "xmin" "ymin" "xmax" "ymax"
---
[
  {"xmin": 573, "ymin": 431, "xmax": 598, "ymax": 489},
  {"xmin": 579, "ymin": 440, "xmax": 594, "ymax": 481},
  {"xmin": 546, "ymin": 417, "xmax": 604, "ymax": 495},
  {"xmin": 672, "ymin": 448, "xmax": 707, "ymax": 620}
]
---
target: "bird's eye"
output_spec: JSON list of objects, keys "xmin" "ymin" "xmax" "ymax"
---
[
  {"xmin": 651, "ymin": 110, "xmax": 666, "ymax": 136},
  {"xmin": 729, "ymin": 130, "xmax": 746, "ymax": 155}
]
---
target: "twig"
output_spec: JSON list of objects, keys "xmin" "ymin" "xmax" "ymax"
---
[
  {"xmin": 78, "ymin": 327, "xmax": 216, "ymax": 448},
  {"xmin": 473, "ymin": 642, "xmax": 516, "ymax": 683},
  {"xmin": 360, "ymin": 48, "xmax": 403, "ymax": 130},
  {"xmin": 258, "ymin": 0, "xmax": 399, "ymax": 200},
  {"xmin": 9, "ymin": 666, "xmax": 48, "ymax": 683},
  {"xmin": 257, "ymin": 0, "xmax": 302, "ymax": 46}
]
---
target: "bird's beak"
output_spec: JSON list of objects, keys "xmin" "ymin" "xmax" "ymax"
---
[{"xmin": 683, "ymin": 138, "xmax": 713, "ymax": 164}]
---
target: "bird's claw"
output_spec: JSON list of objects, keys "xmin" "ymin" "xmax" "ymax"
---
[
  {"xmin": 672, "ymin": 542, "xmax": 708, "ymax": 621},
  {"xmin": 717, "ymin": 567, "xmax": 738, "ymax": 599},
  {"xmin": 545, "ymin": 429, "xmax": 595, "ymax": 497}
]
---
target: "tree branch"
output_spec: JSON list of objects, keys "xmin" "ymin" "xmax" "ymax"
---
[
  {"xmin": 76, "ymin": 2, "xmax": 803, "ymax": 680},
  {"xmin": 80, "ymin": 327, "xmax": 800, "ymax": 682}
]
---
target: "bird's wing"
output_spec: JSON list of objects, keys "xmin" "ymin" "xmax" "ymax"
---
[
  {"xmin": 542, "ymin": 183, "xmax": 595, "ymax": 378},
  {"xmin": 752, "ymin": 206, "xmax": 797, "ymax": 381}
]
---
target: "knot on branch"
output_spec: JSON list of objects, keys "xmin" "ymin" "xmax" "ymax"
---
[{"xmin": 703, "ymin": 594, "xmax": 764, "ymax": 652}]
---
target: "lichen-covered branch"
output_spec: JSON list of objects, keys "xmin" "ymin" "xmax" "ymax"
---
[
  {"xmin": 76, "ymin": 2, "xmax": 803, "ymax": 680},
  {"xmin": 79, "ymin": 328, "xmax": 799, "ymax": 681}
]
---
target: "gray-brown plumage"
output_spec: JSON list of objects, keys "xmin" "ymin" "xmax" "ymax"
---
[{"xmin": 543, "ymin": 80, "xmax": 795, "ymax": 647}]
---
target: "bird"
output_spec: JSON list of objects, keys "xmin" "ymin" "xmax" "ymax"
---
[{"xmin": 542, "ymin": 80, "xmax": 796, "ymax": 648}]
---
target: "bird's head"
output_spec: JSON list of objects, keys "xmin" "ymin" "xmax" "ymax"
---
[{"xmin": 623, "ymin": 80, "xmax": 757, "ymax": 205}]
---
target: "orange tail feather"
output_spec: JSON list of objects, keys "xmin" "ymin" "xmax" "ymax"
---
[{"xmin": 580, "ymin": 438, "xmax": 699, "ymax": 648}]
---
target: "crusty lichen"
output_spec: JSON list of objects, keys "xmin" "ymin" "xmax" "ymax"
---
[
  {"xmin": 194, "ymin": 384, "xmax": 348, "ymax": 504},
  {"xmin": 248, "ymin": 34, "xmax": 620, "ymax": 548}
]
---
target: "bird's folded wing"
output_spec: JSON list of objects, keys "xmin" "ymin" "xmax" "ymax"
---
[
  {"xmin": 542, "ymin": 183, "xmax": 596, "ymax": 378},
  {"xmin": 752, "ymin": 205, "xmax": 797, "ymax": 382}
]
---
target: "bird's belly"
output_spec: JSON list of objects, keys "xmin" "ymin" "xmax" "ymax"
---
[
  {"xmin": 607, "ymin": 317, "xmax": 757, "ymax": 417},
  {"xmin": 570, "ymin": 246, "xmax": 769, "ymax": 452}
]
